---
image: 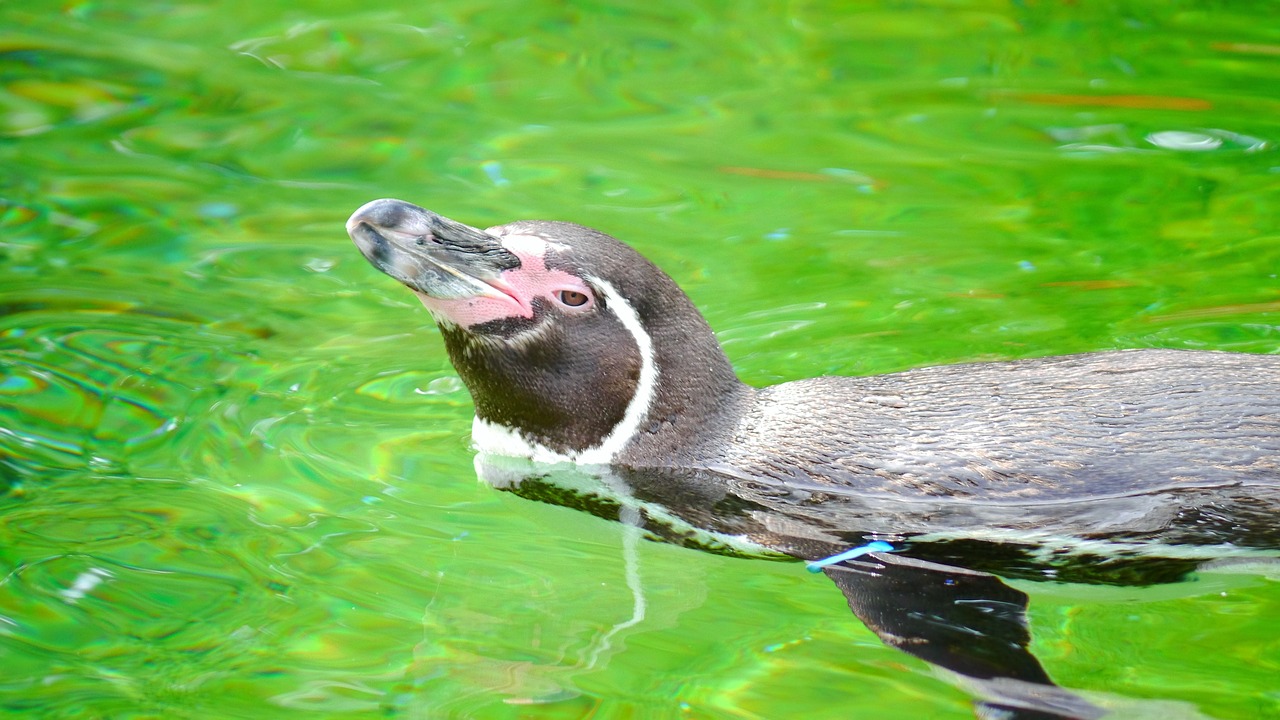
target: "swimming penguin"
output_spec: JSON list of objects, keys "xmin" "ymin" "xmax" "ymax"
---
[{"xmin": 346, "ymin": 198, "xmax": 1280, "ymax": 720}]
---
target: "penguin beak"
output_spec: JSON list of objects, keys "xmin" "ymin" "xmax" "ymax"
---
[{"xmin": 346, "ymin": 198, "xmax": 520, "ymax": 300}]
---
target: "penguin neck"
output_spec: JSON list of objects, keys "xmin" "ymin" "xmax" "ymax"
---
[
  {"xmin": 615, "ymin": 307, "xmax": 754, "ymax": 466},
  {"xmin": 446, "ymin": 296, "xmax": 752, "ymax": 467}
]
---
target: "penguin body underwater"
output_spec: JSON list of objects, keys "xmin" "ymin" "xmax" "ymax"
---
[{"xmin": 347, "ymin": 198, "xmax": 1280, "ymax": 720}]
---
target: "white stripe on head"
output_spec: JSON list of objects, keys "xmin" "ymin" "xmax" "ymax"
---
[
  {"xmin": 575, "ymin": 276, "xmax": 658, "ymax": 464},
  {"xmin": 469, "ymin": 275, "xmax": 659, "ymax": 465}
]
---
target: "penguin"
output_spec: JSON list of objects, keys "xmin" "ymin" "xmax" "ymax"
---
[{"xmin": 347, "ymin": 198, "xmax": 1280, "ymax": 720}]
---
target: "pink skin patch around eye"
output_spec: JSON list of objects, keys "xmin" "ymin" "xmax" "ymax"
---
[{"xmin": 415, "ymin": 234, "xmax": 590, "ymax": 328}]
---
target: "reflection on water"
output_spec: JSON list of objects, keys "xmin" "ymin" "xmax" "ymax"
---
[{"xmin": 3, "ymin": 0, "xmax": 1279, "ymax": 718}]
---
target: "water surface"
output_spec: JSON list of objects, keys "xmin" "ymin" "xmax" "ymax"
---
[{"xmin": 2, "ymin": 1, "xmax": 1278, "ymax": 718}]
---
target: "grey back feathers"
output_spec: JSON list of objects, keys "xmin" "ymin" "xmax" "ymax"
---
[{"xmin": 721, "ymin": 349, "xmax": 1279, "ymax": 504}]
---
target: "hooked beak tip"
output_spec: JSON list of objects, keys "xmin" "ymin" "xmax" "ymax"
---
[{"xmin": 346, "ymin": 199, "xmax": 522, "ymax": 303}]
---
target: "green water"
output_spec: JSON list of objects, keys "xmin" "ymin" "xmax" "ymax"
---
[{"xmin": 2, "ymin": 1, "xmax": 1278, "ymax": 717}]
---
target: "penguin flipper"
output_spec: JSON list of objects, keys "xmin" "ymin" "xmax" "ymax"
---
[
  {"xmin": 823, "ymin": 552, "xmax": 1048, "ymax": 681},
  {"xmin": 823, "ymin": 553, "xmax": 1103, "ymax": 720}
]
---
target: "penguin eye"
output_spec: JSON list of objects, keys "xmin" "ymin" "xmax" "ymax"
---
[{"xmin": 557, "ymin": 290, "xmax": 590, "ymax": 307}]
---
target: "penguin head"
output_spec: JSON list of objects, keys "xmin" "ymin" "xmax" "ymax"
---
[{"xmin": 347, "ymin": 199, "xmax": 745, "ymax": 463}]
